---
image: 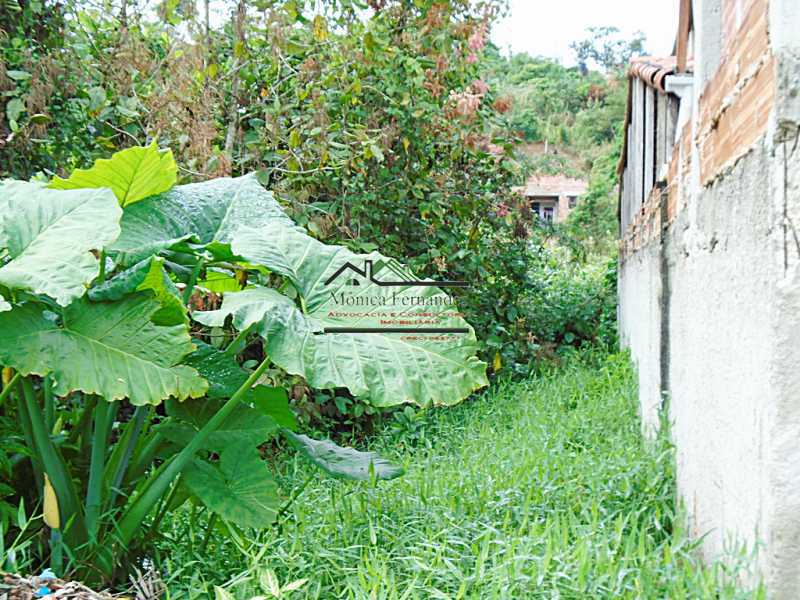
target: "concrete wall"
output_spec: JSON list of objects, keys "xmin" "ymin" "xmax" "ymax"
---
[
  {"xmin": 617, "ymin": 239, "xmax": 662, "ymax": 433},
  {"xmin": 618, "ymin": 0, "xmax": 800, "ymax": 595},
  {"xmin": 665, "ymin": 145, "xmax": 775, "ymax": 564},
  {"xmin": 557, "ymin": 194, "xmax": 570, "ymax": 223},
  {"xmin": 620, "ymin": 141, "xmax": 777, "ymax": 571},
  {"xmin": 764, "ymin": 0, "xmax": 800, "ymax": 591}
]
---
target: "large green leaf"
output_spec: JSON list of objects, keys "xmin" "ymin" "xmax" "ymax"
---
[
  {"xmin": 195, "ymin": 222, "xmax": 488, "ymax": 407},
  {"xmin": 193, "ymin": 287, "xmax": 297, "ymax": 331},
  {"xmin": 0, "ymin": 181, "xmax": 121, "ymax": 306},
  {"xmin": 284, "ymin": 431, "xmax": 404, "ymax": 480},
  {"xmin": 50, "ymin": 142, "xmax": 177, "ymax": 207},
  {"xmin": 251, "ymin": 385, "xmax": 297, "ymax": 430},
  {"xmin": 0, "ymin": 294, "xmax": 207, "ymax": 405},
  {"xmin": 89, "ymin": 256, "xmax": 179, "ymax": 302},
  {"xmin": 170, "ymin": 340, "xmax": 296, "ymax": 431},
  {"xmin": 180, "ymin": 341, "xmax": 248, "ymax": 399},
  {"xmin": 159, "ymin": 397, "xmax": 279, "ymax": 450},
  {"xmin": 89, "ymin": 256, "xmax": 185, "ymax": 325},
  {"xmin": 182, "ymin": 441, "xmax": 280, "ymax": 529},
  {"xmin": 109, "ymin": 173, "xmax": 298, "ymax": 265}
]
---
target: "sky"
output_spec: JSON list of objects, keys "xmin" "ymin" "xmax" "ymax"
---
[{"xmin": 491, "ymin": 0, "xmax": 679, "ymax": 65}]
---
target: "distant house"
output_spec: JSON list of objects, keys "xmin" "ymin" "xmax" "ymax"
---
[{"xmin": 515, "ymin": 175, "xmax": 587, "ymax": 223}]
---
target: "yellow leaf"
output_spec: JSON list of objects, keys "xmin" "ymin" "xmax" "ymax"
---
[
  {"xmin": 493, "ymin": 351, "xmax": 502, "ymax": 372},
  {"xmin": 312, "ymin": 15, "xmax": 329, "ymax": 42},
  {"xmin": 402, "ymin": 137, "xmax": 410, "ymax": 153},
  {"xmin": 2, "ymin": 367, "xmax": 12, "ymax": 386},
  {"xmin": 363, "ymin": 32, "xmax": 375, "ymax": 52},
  {"xmin": 43, "ymin": 473, "xmax": 60, "ymax": 529},
  {"xmin": 50, "ymin": 142, "xmax": 177, "ymax": 207}
]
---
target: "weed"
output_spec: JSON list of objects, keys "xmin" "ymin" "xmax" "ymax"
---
[{"xmin": 158, "ymin": 354, "xmax": 762, "ymax": 599}]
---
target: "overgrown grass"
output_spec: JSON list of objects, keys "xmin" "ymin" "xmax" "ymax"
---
[{"xmin": 156, "ymin": 353, "xmax": 761, "ymax": 599}]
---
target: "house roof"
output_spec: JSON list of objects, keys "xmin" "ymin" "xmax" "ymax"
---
[
  {"xmin": 628, "ymin": 55, "xmax": 678, "ymax": 93},
  {"xmin": 617, "ymin": 55, "xmax": 695, "ymax": 177},
  {"xmin": 515, "ymin": 175, "xmax": 588, "ymax": 197},
  {"xmin": 616, "ymin": 0, "xmax": 695, "ymax": 179}
]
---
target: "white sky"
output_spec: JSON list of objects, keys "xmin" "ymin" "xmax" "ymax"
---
[{"xmin": 491, "ymin": 0, "xmax": 679, "ymax": 65}]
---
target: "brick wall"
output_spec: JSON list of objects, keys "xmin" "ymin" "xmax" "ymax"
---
[
  {"xmin": 620, "ymin": 0, "xmax": 774, "ymax": 259},
  {"xmin": 698, "ymin": 0, "xmax": 774, "ymax": 185},
  {"xmin": 619, "ymin": 120, "xmax": 692, "ymax": 260}
]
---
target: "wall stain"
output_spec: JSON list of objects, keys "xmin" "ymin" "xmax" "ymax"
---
[{"xmin": 781, "ymin": 125, "xmax": 800, "ymax": 272}]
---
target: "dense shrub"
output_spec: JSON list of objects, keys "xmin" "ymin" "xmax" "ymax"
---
[
  {"xmin": 524, "ymin": 253, "xmax": 618, "ymax": 355},
  {"xmin": 1, "ymin": 0, "xmax": 621, "ymax": 379}
]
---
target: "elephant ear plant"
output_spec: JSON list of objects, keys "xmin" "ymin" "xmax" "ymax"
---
[{"xmin": 0, "ymin": 144, "xmax": 487, "ymax": 583}]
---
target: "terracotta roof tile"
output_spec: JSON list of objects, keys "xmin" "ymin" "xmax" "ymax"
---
[
  {"xmin": 515, "ymin": 175, "xmax": 587, "ymax": 197},
  {"xmin": 629, "ymin": 56, "xmax": 678, "ymax": 92}
]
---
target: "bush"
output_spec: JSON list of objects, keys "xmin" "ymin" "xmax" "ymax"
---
[
  {"xmin": 2, "ymin": 0, "xmax": 623, "ymax": 405},
  {"xmin": 520, "ymin": 250, "xmax": 617, "ymax": 359}
]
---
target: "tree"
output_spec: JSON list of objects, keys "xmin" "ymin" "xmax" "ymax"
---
[{"xmin": 570, "ymin": 26, "xmax": 646, "ymax": 73}]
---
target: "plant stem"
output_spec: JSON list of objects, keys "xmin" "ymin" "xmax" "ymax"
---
[
  {"xmin": 50, "ymin": 529, "xmax": 63, "ymax": 575},
  {"xmin": 163, "ymin": 260, "xmax": 193, "ymax": 279},
  {"xmin": 86, "ymin": 399, "xmax": 115, "ymax": 541},
  {"xmin": 97, "ymin": 250, "xmax": 107, "ymax": 283},
  {"xmin": 125, "ymin": 431, "xmax": 164, "ymax": 483},
  {"xmin": 117, "ymin": 356, "xmax": 271, "ymax": 547},
  {"xmin": 223, "ymin": 323, "xmax": 252, "ymax": 357},
  {"xmin": 107, "ymin": 406, "xmax": 148, "ymax": 510},
  {"xmin": 21, "ymin": 377, "xmax": 86, "ymax": 545},
  {"xmin": 201, "ymin": 513, "xmax": 217, "ymax": 552},
  {"xmin": 145, "ymin": 472, "xmax": 182, "ymax": 541},
  {"xmin": 276, "ymin": 472, "xmax": 314, "ymax": 521},
  {"xmin": 0, "ymin": 371, "xmax": 20, "ymax": 407},
  {"xmin": 16, "ymin": 385, "xmax": 43, "ymax": 493},
  {"xmin": 183, "ymin": 257, "xmax": 205, "ymax": 305},
  {"xmin": 43, "ymin": 375, "xmax": 54, "ymax": 430},
  {"xmin": 69, "ymin": 394, "xmax": 97, "ymax": 450}
]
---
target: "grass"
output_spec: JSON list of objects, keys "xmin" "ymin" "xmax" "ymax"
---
[{"xmin": 155, "ymin": 353, "xmax": 761, "ymax": 599}]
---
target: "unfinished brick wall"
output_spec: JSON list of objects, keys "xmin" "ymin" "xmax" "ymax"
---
[
  {"xmin": 620, "ymin": 0, "xmax": 774, "ymax": 253},
  {"xmin": 697, "ymin": 0, "xmax": 774, "ymax": 185},
  {"xmin": 619, "ymin": 2, "xmax": 800, "ymax": 595},
  {"xmin": 619, "ymin": 119, "xmax": 691, "ymax": 261}
]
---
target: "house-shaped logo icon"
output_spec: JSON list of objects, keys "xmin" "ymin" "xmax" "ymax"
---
[{"xmin": 323, "ymin": 259, "xmax": 468, "ymax": 288}]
